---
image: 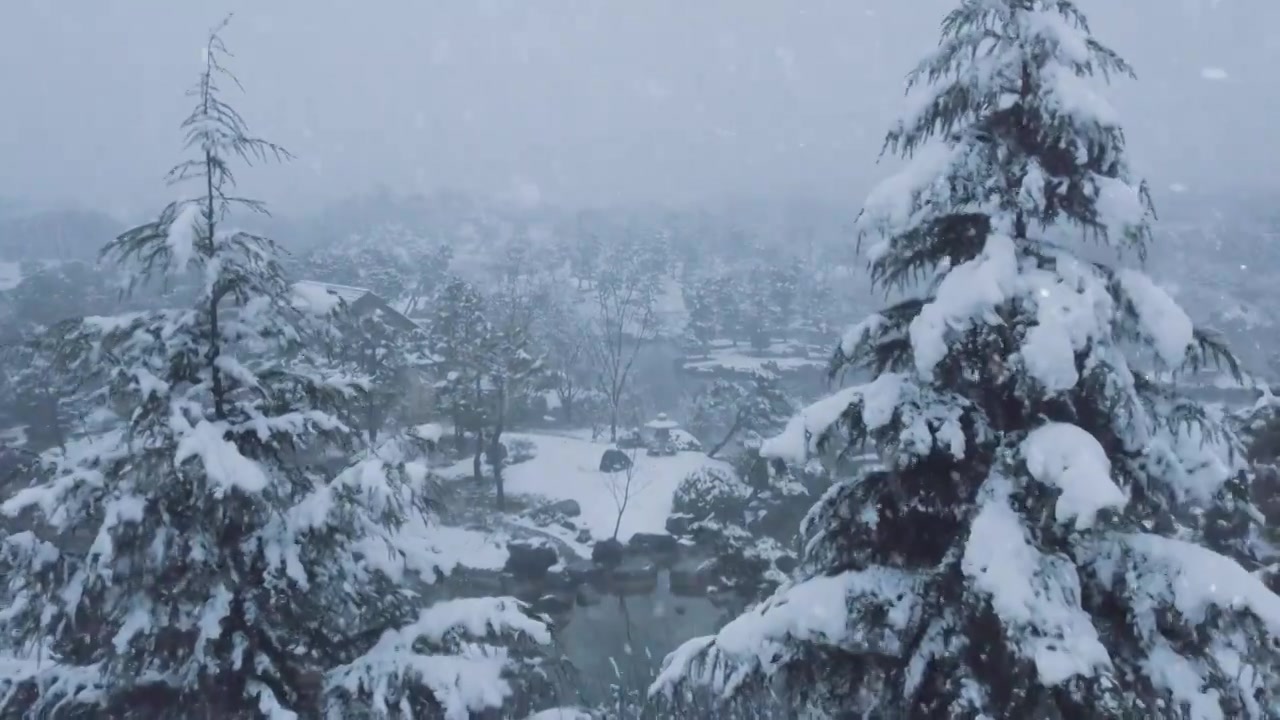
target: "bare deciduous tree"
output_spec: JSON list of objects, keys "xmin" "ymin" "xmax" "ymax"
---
[
  {"xmin": 604, "ymin": 449, "xmax": 651, "ymax": 541},
  {"xmin": 586, "ymin": 241, "xmax": 662, "ymax": 441}
]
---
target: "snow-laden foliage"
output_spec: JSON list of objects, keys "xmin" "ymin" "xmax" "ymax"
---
[
  {"xmin": 295, "ymin": 223, "xmax": 454, "ymax": 317},
  {"xmin": 654, "ymin": 2, "xmax": 1279, "ymax": 717},
  {"xmin": 688, "ymin": 371, "xmax": 795, "ymax": 459},
  {"xmin": 0, "ymin": 20, "xmax": 550, "ymax": 720},
  {"xmin": 318, "ymin": 292, "xmax": 435, "ymax": 445},
  {"xmin": 423, "ymin": 276, "xmax": 493, "ymax": 446}
]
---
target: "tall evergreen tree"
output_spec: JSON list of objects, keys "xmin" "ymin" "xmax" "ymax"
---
[
  {"xmin": 655, "ymin": 2, "xmax": 1279, "ymax": 717},
  {"xmin": 423, "ymin": 276, "xmax": 494, "ymax": 467},
  {"xmin": 0, "ymin": 19, "xmax": 548, "ymax": 719}
]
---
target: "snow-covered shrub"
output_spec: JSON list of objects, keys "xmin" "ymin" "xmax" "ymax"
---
[
  {"xmin": 669, "ymin": 428, "xmax": 702, "ymax": 453},
  {"xmin": 654, "ymin": 2, "xmax": 1280, "ymax": 717},
  {"xmin": 671, "ymin": 466, "xmax": 752, "ymax": 524},
  {"xmin": 506, "ymin": 437, "xmax": 538, "ymax": 466},
  {"xmin": 325, "ymin": 597, "xmax": 558, "ymax": 720}
]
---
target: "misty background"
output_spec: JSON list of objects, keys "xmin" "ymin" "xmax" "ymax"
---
[{"xmin": 2, "ymin": 0, "xmax": 1277, "ymax": 218}]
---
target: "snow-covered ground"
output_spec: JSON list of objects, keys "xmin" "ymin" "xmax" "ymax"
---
[
  {"xmin": 440, "ymin": 432, "xmax": 731, "ymax": 542},
  {"xmin": 682, "ymin": 340, "xmax": 827, "ymax": 376},
  {"xmin": 389, "ymin": 517, "xmax": 511, "ymax": 579}
]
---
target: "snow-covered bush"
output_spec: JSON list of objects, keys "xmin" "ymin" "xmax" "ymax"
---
[
  {"xmin": 670, "ymin": 429, "xmax": 703, "ymax": 453},
  {"xmin": 0, "ymin": 20, "xmax": 553, "ymax": 720},
  {"xmin": 671, "ymin": 466, "xmax": 752, "ymax": 524},
  {"xmin": 654, "ymin": 2, "xmax": 1280, "ymax": 717}
]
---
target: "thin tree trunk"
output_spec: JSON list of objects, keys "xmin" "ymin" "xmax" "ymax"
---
[
  {"xmin": 472, "ymin": 374, "xmax": 484, "ymax": 481},
  {"xmin": 707, "ymin": 415, "xmax": 744, "ymax": 459},
  {"xmin": 491, "ymin": 381, "xmax": 506, "ymax": 511}
]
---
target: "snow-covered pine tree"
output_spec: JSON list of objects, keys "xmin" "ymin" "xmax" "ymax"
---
[
  {"xmin": 423, "ymin": 276, "xmax": 494, "ymax": 464},
  {"xmin": 319, "ymin": 295, "xmax": 435, "ymax": 445},
  {"xmin": 481, "ymin": 273, "xmax": 545, "ymax": 510},
  {"xmin": 0, "ymin": 18, "xmax": 550, "ymax": 720},
  {"xmin": 689, "ymin": 371, "xmax": 794, "ymax": 459},
  {"xmin": 654, "ymin": 2, "xmax": 1280, "ymax": 717}
]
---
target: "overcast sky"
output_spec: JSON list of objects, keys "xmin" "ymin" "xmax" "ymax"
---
[{"xmin": 1, "ymin": 0, "xmax": 1275, "ymax": 216}]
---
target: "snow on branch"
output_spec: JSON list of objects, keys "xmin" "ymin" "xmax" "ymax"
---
[
  {"xmin": 650, "ymin": 567, "xmax": 923, "ymax": 702},
  {"xmin": 962, "ymin": 473, "xmax": 1113, "ymax": 685},
  {"xmin": 1021, "ymin": 423, "xmax": 1126, "ymax": 529},
  {"xmin": 1114, "ymin": 269, "xmax": 1194, "ymax": 368},
  {"xmin": 324, "ymin": 597, "xmax": 551, "ymax": 720},
  {"xmin": 761, "ymin": 373, "xmax": 906, "ymax": 464},
  {"xmin": 1087, "ymin": 533, "xmax": 1280, "ymax": 640}
]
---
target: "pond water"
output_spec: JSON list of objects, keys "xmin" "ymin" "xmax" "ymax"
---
[{"xmin": 553, "ymin": 570, "xmax": 741, "ymax": 706}]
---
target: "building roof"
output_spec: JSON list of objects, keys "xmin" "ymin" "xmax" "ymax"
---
[
  {"xmin": 292, "ymin": 280, "xmax": 372, "ymax": 305},
  {"xmin": 291, "ymin": 280, "xmax": 422, "ymax": 333}
]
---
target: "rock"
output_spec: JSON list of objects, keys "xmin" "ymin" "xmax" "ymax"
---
[
  {"xmin": 591, "ymin": 538, "xmax": 624, "ymax": 568},
  {"xmin": 616, "ymin": 428, "xmax": 645, "ymax": 450},
  {"xmin": 557, "ymin": 519, "xmax": 577, "ymax": 532},
  {"xmin": 563, "ymin": 558, "xmax": 600, "ymax": 586},
  {"xmin": 775, "ymin": 554, "xmax": 799, "ymax": 575},
  {"xmin": 450, "ymin": 567, "xmax": 505, "ymax": 597},
  {"xmin": 705, "ymin": 549, "xmax": 769, "ymax": 591},
  {"xmin": 669, "ymin": 557, "xmax": 715, "ymax": 596},
  {"xmin": 546, "ymin": 499, "xmax": 582, "ymax": 517},
  {"xmin": 530, "ymin": 592, "xmax": 574, "ymax": 616},
  {"xmin": 504, "ymin": 541, "xmax": 559, "ymax": 580},
  {"xmin": 627, "ymin": 532, "xmax": 679, "ymax": 558},
  {"xmin": 607, "ymin": 557, "xmax": 659, "ymax": 595},
  {"xmin": 575, "ymin": 528, "xmax": 592, "ymax": 545},
  {"xmin": 599, "ymin": 448, "xmax": 633, "ymax": 473}
]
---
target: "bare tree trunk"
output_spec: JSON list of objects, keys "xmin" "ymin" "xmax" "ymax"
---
[
  {"xmin": 491, "ymin": 380, "xmax": 506, "ymax": 511},
  {"xmin": 707, "ymin": 415, "xmax": 744, "ymax": 459},
  {"xmin": 472, "ymin": 374, "xmax": 484, "ymax": 482}
]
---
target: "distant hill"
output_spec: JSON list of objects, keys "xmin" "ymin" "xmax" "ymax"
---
[{"xmin": 0, "ymin": 208, "xmax": 124, "ymax": 263}]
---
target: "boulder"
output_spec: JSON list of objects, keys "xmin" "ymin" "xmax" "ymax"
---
[
  {"xmin": 450, "ymin": 567, "xmax": 506, "ymax": 597},
  {"xmin": 607, "ymin": 557, "xmax": 659, "ymax": 595},
  {"xmin": 504, "ymin": 541, "xmax": 559, "ymax": 580},
  {"xmin": 546, "ymin": 499, "xmax": 582, "ymax": 517},
  {"xmin": 575, "ymin": 528, "xmax": 593, "ymax": 545},
  {"xmin": 599, "ymin": 448, "xmax": 634, "ymax": 473},
  {"xmin": 591, "ymin": 538, "xmax": 624, "ymax": 568},
  {"xmin": 669, "ymin": 556, "xmax": 715, "ymax": 596},
  {"xmin": 627, "ymin": 532, "xmax": 679, "ymax": 558},
  {"xmin": 616, "ymin": 428, "xmax": 645, "ymax": 450},
  {"xmin": 530, "ymin": 592, "xmax": 574, "ymax": 616},
  {"xmin": 774, "ymin": 554, "xmax": 799, "ymax": 575},
  {"xmin": 562, "ymin": 558, "xmax": 600, "ymax": 586},
  {"xmin": 557, "ymin": 519, "xmax": 577, "ymax": 532}
]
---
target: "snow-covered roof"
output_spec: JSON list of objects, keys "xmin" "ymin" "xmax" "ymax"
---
[
  {"xmin": 645, "ymin": 413, "xmax": 679, "ymax": 430},
  {"xmin": 293, "ymin": 280, "xmax": 371, "ymax": 304},
  {"xmin": 291, "ymin": 280, "xmax": 374, "ymax": 316}
]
